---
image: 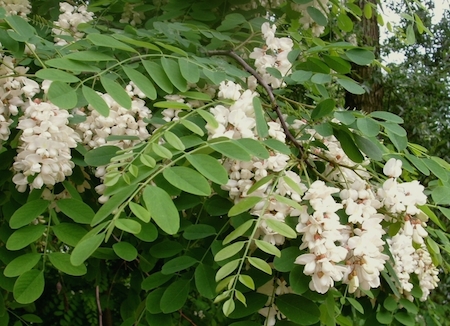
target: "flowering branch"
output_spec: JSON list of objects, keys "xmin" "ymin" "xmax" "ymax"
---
[{"xmin": 207, "ymin": 50, "xmax": 304, "ymax": 157}]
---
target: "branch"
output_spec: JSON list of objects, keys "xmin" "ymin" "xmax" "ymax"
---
[
  {"xmin": 207, "ymin": 50, "xmax": 304, "ymax": 156},
  {"xmin": 96, "ymin": 285, "xmax": 103, "ymax": 326}
]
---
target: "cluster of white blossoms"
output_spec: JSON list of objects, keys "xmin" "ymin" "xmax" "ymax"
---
[
  {"xmin": 249, "ymin": 23, "xmax": 293, "ymax": 89},
  {"xmin": 52, "ymin": 2, "xmax": 94, "ymax": 46},
  {"xmin": 0, "ymin": 0, "xmax": 31, "ymax": 17},
  {"xmin": 12, "ymin": 99, "xmax": 81, "ymax": 192},
  {"xmin": 0, "ymin": 51, "xmax": 39, "ymax": 141},
  {"xmin": 74, "ymin": 88, "xmax": 151, "ymax": 203},
  {"xmin": 291, "ymin": 0, "xmax": 330, "ymax": 37}
]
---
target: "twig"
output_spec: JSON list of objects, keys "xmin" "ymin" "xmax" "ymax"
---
[
  {"xmin": 179, "ymin": 310, "xmax": 198, "ymax": 326},
  {"xmin": 207, "ymin": 50, "xmax": 304, "ymax": 157},
  {"xmin": 96, "ymin": 285, "xmax": 103, "ymax": 326}
]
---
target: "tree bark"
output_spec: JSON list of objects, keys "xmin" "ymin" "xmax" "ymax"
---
[{"xmin": 345, "ymin": 0, "xmax": 384, "ymax": 113}]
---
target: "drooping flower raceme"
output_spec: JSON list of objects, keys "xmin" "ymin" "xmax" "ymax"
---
[
  {"xmin": 12, "ymin": 100, "xmax": 81, "ymax": 192},
  {"xmin": 0, "ymin": 0, "xmax": 31, "ymax": 17},
  {"xmin": 52, "ymin": 2, "xmax": 94, "ymax": 46}
]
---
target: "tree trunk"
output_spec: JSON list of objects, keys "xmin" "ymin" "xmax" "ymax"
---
[{"xmin": 345, "ymin": 0, "xmax": 383, "ymax": 113}]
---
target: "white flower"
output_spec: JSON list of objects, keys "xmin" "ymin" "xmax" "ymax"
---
[{"xmin": 383, "ymin": 158, "xmax": 402, "ymax": 178}]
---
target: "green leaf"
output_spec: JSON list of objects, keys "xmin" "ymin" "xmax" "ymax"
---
[
  {"xmin": 438, "ymin": 206, "xmax": 450, "ymax": 221},
  {"xmin": 155, "ymin": 41, "xmax": 187, "ymax": 56},
  {"xmin": 100, "ymin": 75, "xmax": 132, "ymax": 110},
  {"xmin": 253, "ymin": 97, "xmax": 269, "ymax": 138},
  {"xmin": 311, "ymin": 98, "xmax": 335, "ymax": 121},
  {"xmin": 4, "ymin": 253, "xmax": 42, "ymax": 278},
  {"xmin": 228, "ymin": 197, "xmax": 261, "ymax": 217},
  {"xmin": 311, "ymin": 73, "xmax": 332, "ymax": 84},
  {"xmin": 210, "ymin": 140, "xmax": 252, "ymax": 161},
  {"xmin": 203, "ymin": 69, "xmax": 226, "ymax": 84},
  {"xmin": 164, "ymin": 131, "xmax": 185, "ymax": 151},
  {"xmin": 405, "ymin": 24, "xmax": 416, "ymax": 45},
  {"xmin": 71, "ymin": 233, "xmax": 105, "ymax": 266},
  {"xmin": 265, "ymin": 219, "xmax": 297, "ymax": 238},
  {"xmin": 9, "ymin": 199, "xmax": 48, "ymax": 229},
  {"xmin": 247, "ymin": 175, "xmax": 275, "ymax": 195},
  {"xmin": 423, "ymin": 158, "xmax": 449, "ymax": 182},
  {"xmin": 160, "ymin": 279, "xmax": 190, "ymax": 313},
  {"xmin": 369, "ymin": 111, "xmax": 404, "ymax": 123},
  {"xmin": 45, "ymin": 58, "xmax": 101, "ymax": 73},
  {"xmin": 276, "ymin": 294, "xmax": 320, "ymax": 325},
  {"xmin": 129, "ymin": 202, "xmax": 150, "ymax": 223},
  {"xmin": 135, "ymin": 220, "xmax": 158, "ymax": 242},
  {"xmin": 142, "ymin": 61, "xmax": 173, "ymax": 94},
  {"xmin": 263, "ymin": 139, "xmax": 291, "ymax": 155},
  {"xmin": 140, "ymin": 154, "xmax": 156, "ymax": 168},
  {"xmin": 247, "ymin": 257, "xmax": 272, "ymax": 274},
  {"xmin": 112, "ymin": 34, "xmax": 161, "ymax": 52},
  {"xmin": 195, "ymin": 264, "xmax": 217, "ymax": 299},
  {"xmin": 216, "ymin": 259, "xmax": 240, "ymax": 281},
  {"xmin": 420, "ymin": 205, "xmax": 445, "ymax": 231},
  {"xmin": 354, "ymin": 135, "xmax": 383, "ymax": 161},
  {"xmin": 142, "ymin": 272, "xmax": 173, "ymax": 291},
  {"xmin": 337, "ymin": 78, "xmax": 365, "ymax": 94},
  {"xmin": 356, "ymin": 117, "xmax": 380, "ymax": 137},
  {"xmin": 35, "ymin": 69, "xmax": 80, "ymax": 83},
  {"xmin": 162, "ymin": 256, "xmax": 198, "ymax": 274},
  {"xmin": 84, "ymin": 145, "xmax": 120, "ymax": 166},
  {"xmin": 163, "ymin": 166, "xmax": 211, "ymax": 196},
  {"xmin": 82, "ymin": 86, "xmax": 110, "ymax": 117},
  {"xmin": 223, "ymin": 297, "xmax": 236, "ymax": 316},
  {"xmin": 114, "ymin": 219, "xmax": 141, "ymax": 234},
  {"xmin": 57, "ymin": 199, "xmax": 94, "ymax": 224},
  {"xmin": 87, "ymin": 33, "xmax": 137, "ymax": 52},
  {"xmin": 152, "ymin": 143, "xmax": 172, "ymax": 159},
  {"xmin": 52, "ymin": 223, "xmax": 88, "ymax": 247},
  {"xmin": 238, "ymin": 274, "xmax": 255, "ymax": 290},
  {"xmin": 145, "ymin": 288, "xmax": 165, "ymax": 314},
  {"xmin": 183, "ymin": 224, "xmax": 216, "ymax": 240},
  {"xmin": 337, "ymin": 13, "xmax": 354, "ymax": 32},
  {"xmin": 322, "ymin": 55, "xmax": 351, "ymax": 74},
  {"xmin": 274, "ymin": 247, "xmax": 301, "ymax": 272},
  {"xmin": 112, "ymin": 242, "xmax": 138, "ymax": 261},
  {"xmin": 91, "ymin": 184, "xmax": 137, "ymax": 226},
  {"xmin": 123, "ymin": 66, "xmax": 157, "ymax": 100},
  {"xmin": 386, "ymin": 129, "xmax": 407, "ymax": 151},
  {"xmin": 346, "ymin": 297, "xmax": 364, "ymax": 314},
  {"xmin": 346, "ymin": 48, "xmax": 375, "ymax": 65},
  {"xmin": 13, "ymin": 270, "xmax": 44, "ymax": 304},
  {"xmin": 254, "ymin": 239, "xmax": 281, "ymax": 257},
  {"xmin": 399, "ymin": 299, "xmax": 418, "ymax": 314},
  {"xmin": 153, "ymin": 101, "xmax": 191, "ymax": 110},
  {"xmin": 64, "ymin": 51, "xmax": 116, "ymax": 61},
  {"xmin": 180, "ymin": 119, "xmax": 204, "ymax": 136},
  {"xmin": 289, "ymin": 265, "xmax": 309, "ymax": 294},
  {"xmin": 197, "ymin": 109, "xmax": 219, "ymax": 128},
  {"xmin": 143, "ymin": 186, "xmax": 180, "ymax": 235},
  {"xmin": 178, "ymin": 57, "xmax": 200, "ymax": 84},
  {"xmin": 383, "ymin": 296, "xmax": 397, "ymax": 312},
  {"xmin": 394, "ymin": 311, "xmax": 415, "ymax": 326},
  {"xmin": 333, "ymin": 128, "xmax": 364, "ymax": 163},
  {"xmin": 186, "ymin": 154, "xmax": 228, "ymax": 185},
  {"xmin": 214, "ymin": 241, "xmax": 246, "ymax": 261},
  {"xmin": 307, "ymin": 6, "xmax": 328, "ymax": 26},
  {"xmin": 236, "ymin": 138, "xmax": 270, "ymax": 159},
  {"xmin": 405, "ymin": 154, "xmax": 429, "ymax": 175},
  {"xmin": 379, "ymin": 122, "xmax": 407, "ymax": 137},
  {"xmin": 48, "ymin": 81, "xmax": 77, "ymax": 109},
  {"xmin": 364, "ymin": 3, "xmax": 373, "ymax": 19},
  {"xmin": 48, "ymin": 253, "xmax": 87, "ymax": 276},
  {"xmin": 431, "ymin": 186, "xmax": 450, "ymax": 205},
  {"xmin": 5, "ymin": 15, "xmax": 35, "ymax": 41},
  {"xmin": 223, "ymin": 220, "xmax": 254, "ymax": 245},
  {"xmin": 6, "ymin": 225, "xmax": 46, "ymax": 251},
  {"xmin": 334, "ymin": 111, "xmax": 356, "ymax": 125},
  {"xmin": 291, "ymin": 70, "xmax": 313, "ymax": 83},
  {"xmin": 160, "ymin": 57, "xmax": 188, "ymax": 92}
]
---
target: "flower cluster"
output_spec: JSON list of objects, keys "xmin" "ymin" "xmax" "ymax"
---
[
  {"xmin": 74, "ymin": 89, "xmax": 151, "ymax": 202},
  {"xmin": 257, "ymin": 278, "xmax": 291, "ymax": 326},
  {"xmin": 0, "ymin": 51, "xmax": 39, "ymax": 141},
  {"xmin": 120, "ymin": 2, "xmax": 145, "ymax": 26},
  {"xmin": 52, "ymin": 2, "xmax": 94, "ymax": 46},
  {"xmin": 249, "ymin": 23, "xmax": 293, "ymax": 89},
  {"xmin": 0, "ymin": 0, "xmax": 31, "ymax": 17},
  {"xmin": 12, "ymin": 100, "xmax": 81, "ymax": 192}
]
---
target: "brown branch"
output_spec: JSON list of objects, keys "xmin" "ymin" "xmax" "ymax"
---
[
  {"xmin": 207, "ymin": 50, "xmax": 304, "ymax": 157},
  {"xmin": 96, "ymin": 285, "xmax": 103, "ymax": 326},
  {"xmin": 179, "ymin": 310, "xmax": 198, "ymax": 326}
]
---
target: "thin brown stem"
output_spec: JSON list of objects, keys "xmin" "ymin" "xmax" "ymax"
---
[
  {"xmin": 179, "ymin": 310, "xmax": 198, "ymax": 326},
  {"xmin": 96, "ymin": 285, "xmax": 103, "ymax": 326},
  {"xmin": 207, "ymin": 50, "xmax": 304, "ymax": 157}
]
